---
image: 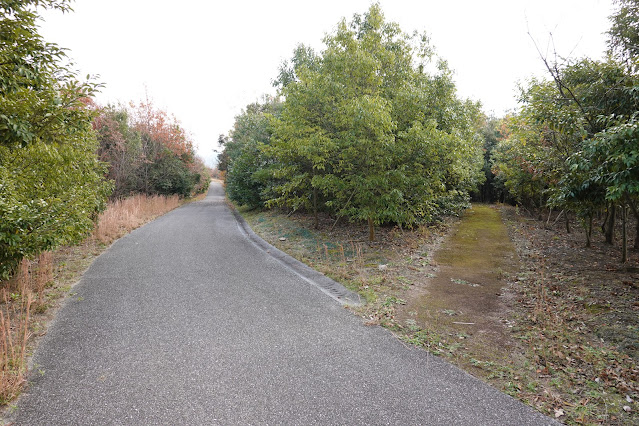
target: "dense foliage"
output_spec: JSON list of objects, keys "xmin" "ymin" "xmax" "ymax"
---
[
  {"xmin": 0, "ymin": 0, "xmax": 111, "ymax": 278},
  {"xmin": 473, "ymin": 117, "xmax": 509, "ymax": 203},
  {"xmin": 219, "ymin": 98, "xmax": 281, "ymax": 209},
  {"xmin": 491, "ymin": 0, "xmax": 639, "ymax": 261},
  {"xmin": 94, "ymin": 100, "xmax": 211, "ymax": 199},
  {"xmin": 221, "ymin": 4, "xmax": 484, "ymax": 239}
]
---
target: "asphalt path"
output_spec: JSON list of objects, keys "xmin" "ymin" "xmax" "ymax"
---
[{"xmin": 8, "ymin": 183, "xmax": 556, "ymax": 425}]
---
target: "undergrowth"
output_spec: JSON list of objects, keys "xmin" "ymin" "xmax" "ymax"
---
[{"xmin": 93, "ymin": 194, "xmax": 180, "ymax": 244}]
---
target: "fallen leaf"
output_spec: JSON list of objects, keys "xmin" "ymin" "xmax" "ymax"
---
[{"xmin": 554, "ymin": 408, "xmax": 565, "ymax": 418}]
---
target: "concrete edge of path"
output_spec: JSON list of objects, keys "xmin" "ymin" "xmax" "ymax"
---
[{"xmin": 230, "ymin": 207, "xmax": 363, "ymax": 307}]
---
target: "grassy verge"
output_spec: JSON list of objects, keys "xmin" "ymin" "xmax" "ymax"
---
[
  {"xmin": 239, "ymin": 205, "xmax": 639, "ymax": 425},
  {"xmin": 0, "ymin": 192, "xmax": 203, "ymax": 406}
]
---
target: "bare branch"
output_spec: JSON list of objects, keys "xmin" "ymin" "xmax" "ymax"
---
[{"xmin": 527, "ymin": 30, "xmax": 596, "ymax": 132}]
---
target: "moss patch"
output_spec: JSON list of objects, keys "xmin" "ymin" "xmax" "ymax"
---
[{"xmin": 397, "ymin": 204, "xmax": 519, "ymax": 363}]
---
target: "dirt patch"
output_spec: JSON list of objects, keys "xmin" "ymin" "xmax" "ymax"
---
[
  {"xmin": 397, "ymin": 205, "xmax": 519, "ymax": 356},
  {"xmin": 503, "ymin": 207, "xmax": 639, "ymax": 360},
  {"xmin": 501, "ymin": 207, "xmax": 639, "ymax": 424}
]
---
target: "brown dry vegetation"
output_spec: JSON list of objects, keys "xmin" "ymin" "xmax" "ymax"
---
[
  {"xmin": 241, "ymin": 204, "xmax": 639, "ymax": 425},
  {"xmin": 501, "ymin": 208, "xmax": 639, "ymax": 424},
  {"xmin": 0, "ymin": 193, "xmax": 189, "ymax": 406},
  {"xmin": 93, "ymin": 194, "xmax": 180, "ymax": 244}
]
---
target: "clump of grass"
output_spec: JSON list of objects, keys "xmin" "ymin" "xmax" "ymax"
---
[
  {"xmin": 0, "ymin": 262, "xmax": 33, "ymax": 404},
  {"xmin": 34, "ymin": 252, "xmax": 53, "ymax": 307},
  {"xmin": 316, "ymin": 241, "xmax": 365, "ymax": 265},
  {"xmin": 93, "ymin": 194, "xmax": 180, "ymax": 244}
]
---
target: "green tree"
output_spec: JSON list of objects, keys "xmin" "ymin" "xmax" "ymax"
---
[
  {"xmin": 267, "ymin": 62, "xmax": 339, "ymax": 228},
  {"xmin": 269, "ymin": 4, "xmax": 483, "ymax": 239},
  {"xmin": 223, "ymin": 97, "xmax": 282, "ymax": 209},
  {"xmin": 149, "ymin": 151, "xmax": 199, "ymax": 197},
  {"xmin": 493, "ymin": 8, "xmax": 639, "ymax": 260},
  {"xmin": 272, "ymin": 44, "xmax": 320, "ymax": 89},
  {"xmin": 0, "ymin": 0, "xmax": 102, "ymax": 147},
  {"xmin": 493, "ymin": 76, "xmax": 588, "ymax": 214},
  {"xmin": 0, "ymin": 0, "xmax": 111, "ymax": 278},
  {"xmin": 216, "ymin": 134, "xmax": 230, "ymax": 172},
  {"xmin": 474, "ymin": 116, "xmax": 508, "ymax": 203},
  {"xmin": 608, "ymin": 0, "xmax": 639, "ymax": 67}
]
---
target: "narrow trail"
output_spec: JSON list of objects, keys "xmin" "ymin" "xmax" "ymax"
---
[{"xmin": 400, "ymin": 204, "xmax": 519, "ymax": 351}]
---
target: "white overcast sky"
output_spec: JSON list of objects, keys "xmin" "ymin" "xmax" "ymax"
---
[{"xmin": 40, "ymin": 0, "xmax": 614, "ymax": 167}]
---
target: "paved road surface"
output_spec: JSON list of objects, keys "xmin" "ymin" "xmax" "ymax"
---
[{"xmin": 8, "ymin": 183, "xmax": 555, "ymax": 425}]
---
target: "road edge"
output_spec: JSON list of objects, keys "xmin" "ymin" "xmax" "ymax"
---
[{"xmin": 230, "ymin": 206, "xmax": 363, "ymax": 307}]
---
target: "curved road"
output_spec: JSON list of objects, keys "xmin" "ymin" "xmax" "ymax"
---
[{"xmin": 9, "ymin": 183, "xmax": 554, "ymax": 425}]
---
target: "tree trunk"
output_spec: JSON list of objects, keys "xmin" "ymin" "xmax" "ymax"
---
[
  {"xmin": 585, "ymin": 213, "xmax": 593, "ymax": 248},
  {"xmin": 368, "ymin": 217, "xmax": 375, "ymax": 242},
  {"xmin": 538, "ymin": 192, "xmax": 544, "ymax": 220},
  {"xmin": 605, "ymin": 204, "xmax": 616, "ymax": 245},
  {"xmin": 565, "ymin": 211, "xmax": 571, "ymax": 234},
  {"xmin": 628, "ymin": 200, "xmax": 639, "ymax": 250},
  {"xmin": 313, "ymin": 187, "xmax": 319, "ymax": 230},
  {"xmin": 601, "ymin": 207, "xmax": 609, "ymax": 235},
  {"xmin": 622, "ymin": 204, "xmax": 628, "ymax": 263}
]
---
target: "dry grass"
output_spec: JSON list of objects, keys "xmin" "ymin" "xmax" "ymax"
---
[
  {"xmin": 239, "ymin": 207, "xmax": 447, "ymax": 306},
  {"xmin": 0, "ymin": 193, "xmax": 184, "ymax": 405},
  {"xmin": 0, "ymin": 261, "xmax": 33, "ymax": 404},
  {"xmin": 93, "ymin": 194, "xmax": 180, "ymax": 244}
]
